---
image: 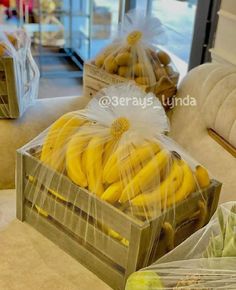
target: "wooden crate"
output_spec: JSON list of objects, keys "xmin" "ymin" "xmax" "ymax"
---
[
  {"xmin": 0, "ymin": 53, "xmax": 35, "ymax": 119},
  {"xmin": 16, "ymin": 150, "xmax": 221, "ymax": 290},
  {"xmin": 83, "ymin": 62, "xmax": 179, "ymax": 107},
  {"xmin": 0, "ymin": 57, "xmax": 19, "ymax": 118}
]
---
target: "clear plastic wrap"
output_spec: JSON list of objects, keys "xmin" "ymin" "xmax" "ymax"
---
[
  {"xmin": 17, "ymin": 84, "xmax": 221, "ymax": 288},
  {"xmin": 88, "ymin": 10, "xmax": 179, "ymax": 107},
  {"xmin": 0, "ymin": 29, "xmax": 39, "ymax": 118},
  {"xmin": 126, "ymin": 202, "xmax": 236, "ymax": 290}
]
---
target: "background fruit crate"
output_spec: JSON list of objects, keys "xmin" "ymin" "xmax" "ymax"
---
[
  {"xmin": 16, "ymin": 149, "xmax": 221, "ymax": 290},
  {"xmin": 0, "ymin": 57, "xmax": 19, "ymax": 118},
  {"xmin": 0, "ymin": 54, "xmax": 34, "ymax": 119},
  {"xmin": 83, "ymin": 62, "xmax": 178, "ymax": 108}
]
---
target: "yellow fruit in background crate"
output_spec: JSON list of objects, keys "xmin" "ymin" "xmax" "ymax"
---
[
  {"xmin": 133, "ymin": 63, "xmax": 146, "ymax": 77},
  {"xmin": 95, "ymin": 53, "xmax": 106, "ymax": 68},
  {"xmin": 104, "ymin": 55, "xmax": 118, "ymax": 74},
  {"xmin": 135, "ymin": 77, "xmax": 149, "ymax": 86},
  {"xmin": 0, "ymin": 43, "xmax": 6, "ymax": 56},
  {"xmin": 6, "ymin": 33, "xmax": 19, "ymax": 49},
  {"xmin": 118, "ymin": 66, "xmax": 131, "ymax": 77},
  {"xmin": 157, "ymin": 50, "xmax": 171, "ymax": 66},
  {"xmin": 115, "ymin": 52, "xmax": 133, "ymax": 66}
]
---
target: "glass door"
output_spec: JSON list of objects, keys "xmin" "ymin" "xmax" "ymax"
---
[
  {"xmin": 85, "ymin": 0, "xmax": 125, "ymax": 60},
  {"xmin": 140, "ymin": 0, "xmax": 198, "ymax": 77}
]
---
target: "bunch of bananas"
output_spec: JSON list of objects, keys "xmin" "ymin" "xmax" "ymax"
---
[
  {"xmin": 93, "ymin": 30, "xmax": 177, "ymax": 89},
  {"xmin": 38, "ymin": 112, "xmax": 211, "ymax": 245},
  {"xmin": 40, "ymin": 113, "xmax": 211, "ymax": 218}
]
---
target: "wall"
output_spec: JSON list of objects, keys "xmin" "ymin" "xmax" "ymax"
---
[{"xmin": 211, "ymin": 0, "xmax": 236, "ymax": 65}]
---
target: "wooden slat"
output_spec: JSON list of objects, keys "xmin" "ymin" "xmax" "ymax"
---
[
  {"xmin": 208, "ymin": 179, "xmax": 222, "ymax": 219},
  {"xmin": 125, "ymin": 225, "xmax": 142, "ymax": 280},
  {"xmin": 24, "ymin": 205, "xmax": 125, "ymax": 290},
  {"xmin": 83, "ymin": 62, "xmax": 177, "ymax": 110},
  {"xmin": 0, "ymin": 81, "xmax": 7, "ymax": 95},
  {"xmin": 23, "ymin": 154, "xmax": 143, "ymax": 238},
  {"xmin": 83, "ymin": 86, "xmax": 98, "ymax": 98},
  {"xmin": 208, "ymin": 128, "xmax": 236, "ymax": 158},
  {"xmin": 84, "ymin": 63, "xmax": 125, "ymax": 84},
  {"xmin": 0, "ymin": 60, "xmax": 4, "ymax": 71},
  {"xmin": 24, "ymin": 182, "xmax": 129, "ymax": 268},
  {"xmin": 0, "ymin": 104, "xmax": 9, "ymax": 117},
  {"xmin": 84, "ymin": 75, "xmax": 109, "ymax": 91},
  {"xmin": 4, "ymin": 57, "xmax": 19, "ymax": 118},
  {"xmin": 125, "ymin": 217, "xmax": 163, "ymax": 285}
]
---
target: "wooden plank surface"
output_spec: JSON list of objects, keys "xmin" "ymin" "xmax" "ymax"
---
[
  {"xmin": 24, "ymin": 154, "xmax": 143, "ymax": 238},
  {"xmin": 0, "ymin": 104, "xmax": 9, "ymax": 117},
  {"xmin": 24, "ymin": 182, "xmax": 129, "ymax": 268},
  {"xmin": 24, "ymin": 205, "xmax": 125, "ymax": 290},
  {"xmin": 0, "ymin": 59, "xmax": 4, "ymax": 71},
  {"xmin": 0, "ymin": 80, "xmax": 7, "ymax": 95}
]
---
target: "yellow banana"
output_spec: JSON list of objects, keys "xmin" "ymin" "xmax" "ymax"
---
[
  {"xmin": 101, "ymin": 181, "xmax": 123, "ymax": 204},
  {"xmin": 41, "ymin": 111, "xmax": 77, "ymax": 164},
  {"xmin": 49, "ymin": 115, "xmax": 87, "ymax": 172},
  {"xmin": 107, "ymin": 229, "xmax": 129, "ymax": 246},
  {"xmin": 103, "ymin": 139, "xmax": 118, "ymax": 168},
  {"xmin": 165, "ymin": 161, "xmax": 196, "ymax": 208},
  {"xmin": 103, "ymin": 143, "xmax": 130, "ymax": 183},
  {"xmin": 121, "ymin": 238, "xmax": 129, "ymax": 247},
  {"xmin": 108, "ymin": 229, "xmax": 123, "ymax": 241},
  {"xmin": 85, "ymin": 136, "xmax": 104, "ymax": 196},
  {"xmin": 66, "ymin": 132, "xmax": 90, "ymax": 187},
  {"xmin": 119, "ymin": 149, "xmax": 170, "ymax": 203},
  {"xmin": 195, "ymin": 165, "xmax": 210, "ymax": 188},
  {"xmin": 104, "ymin": 142, "xmax": 160, "ymax": 184},
  {"xmin": 131, "ymin": 158, "xmax": 184, "ymax": 207},
  {"xmin": 35, "ymin": 205, "xmax": 48, "ymax": 217}
]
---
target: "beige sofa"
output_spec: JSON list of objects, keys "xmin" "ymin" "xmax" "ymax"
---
[{"xmin": 169, "ymin": 63, "xmax": 236, "ymax": 203}]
